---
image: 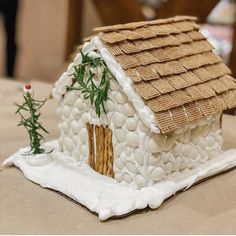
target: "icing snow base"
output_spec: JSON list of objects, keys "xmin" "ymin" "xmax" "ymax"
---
[{"xmin": 2, "ymin": 140, "xmax": 236, "ymax": 220}]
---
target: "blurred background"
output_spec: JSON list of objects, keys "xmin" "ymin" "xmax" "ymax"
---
[{"xmin": 0, "ymin": 0, "xmax": 236, "ymax": 84}]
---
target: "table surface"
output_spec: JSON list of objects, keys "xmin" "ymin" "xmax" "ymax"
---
[{"xmin": 0, "ymin": 79, "xmax": 236, "ymax": 235}]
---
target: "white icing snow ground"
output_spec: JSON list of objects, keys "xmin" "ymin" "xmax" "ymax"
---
[{"xmin": 2, "ymin": 140, "xmax": 236, "ymax": 220}]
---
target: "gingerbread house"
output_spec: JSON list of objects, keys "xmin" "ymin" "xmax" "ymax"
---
[{"xmin": 52, "ymin": 16, "xmax": 236, "ymax": 188}]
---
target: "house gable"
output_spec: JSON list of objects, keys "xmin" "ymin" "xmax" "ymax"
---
[
  {"xmin": 53, "ymin": 16, "xmax": 236, "ymax": 134},
  {"xmin": 96, "ymin": 16, "xmax": 236, "ymax": 134}
]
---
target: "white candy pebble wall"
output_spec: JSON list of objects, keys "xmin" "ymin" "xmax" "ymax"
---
[{"xmin": 56, "ymin": 49, "xmax": 223, "ymax": 189}]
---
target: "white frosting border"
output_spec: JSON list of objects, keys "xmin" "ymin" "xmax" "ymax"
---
[{"xmin": 2, "ymin": 140, "xmax": 236, "ymax": 220}]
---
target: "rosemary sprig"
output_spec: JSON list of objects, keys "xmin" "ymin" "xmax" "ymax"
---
[
  {"xmin": 67, "ymin": 50, "xmax": 115, "ymax": 117},
  {"xmin": 15, "ymin": 92, "xmax": 49, "ymax": 155}
]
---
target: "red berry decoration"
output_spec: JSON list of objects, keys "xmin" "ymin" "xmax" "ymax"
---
[{"xmin": 25, "ymin": 84, "xmax": 31, "ymax": 90}]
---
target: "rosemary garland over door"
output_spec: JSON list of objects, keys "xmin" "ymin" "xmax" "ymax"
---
[{"xmin": 67, "ymin": 51, "xmax": 115, "ymax": 117}]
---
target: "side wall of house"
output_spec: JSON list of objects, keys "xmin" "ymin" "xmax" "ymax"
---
[{"xmin": 145, "ymin": 112, "xmax": 222, "ymax": 186}]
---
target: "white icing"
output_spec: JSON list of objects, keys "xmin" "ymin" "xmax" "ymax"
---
[{"xmin": 2, "ymin": 140, "xmax": 236, "ymax": 220}]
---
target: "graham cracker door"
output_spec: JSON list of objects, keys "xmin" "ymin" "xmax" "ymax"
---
[{"xmin": 86, "ymin": 123, "xmax": 114, "ymax": 177}]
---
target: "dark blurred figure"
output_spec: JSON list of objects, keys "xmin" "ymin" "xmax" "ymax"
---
[{"xmin": 0, "ymin": 0, "xmax": 19, "ymax": 78}]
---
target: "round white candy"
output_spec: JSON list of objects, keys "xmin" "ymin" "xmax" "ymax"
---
[
  {"xmin": 184, "ymin": 157, "xmax": 191, "ymax": 168},
  {"xmin": 197, "ymin": 118, "xmax": 207, "ymax": 126},
  {"xmin": 126, "ymin": 132, "xmax": 139, "ymax": 148},
  {"xmin": 165, "ymin": 162, "xmax": 173, "ymax": 174},
  {"xmin": 149, "ymin": 155, "xmax": 161, "ymax": 166},
  {"xmin": 172, "ymin": 143, "xmax": 183, "ymax": 156},
  {"xmin": 65, "ymin": 91, "xmax": 77, "ymax": 105},
  {"xmin": 120, "ymin": 151, "xmax": 128, "ymax": 163},
  {"xmin": 164, "ymin": 135, "xmax": 176, "ymax": 151},
  {"xmin": 199, "ymin": 150, "xmax": 208, "ymax": 162},
  {"xmin": 67, "ymin": 129, "xmax": 74, "ymax": 139},
  {"xmin": 189, "ymin": 122, "xmax": 197, "ymax": 130},
  {"xmin": 62, "ymin": 105, "xmax": 71, "ymax": 118},
  {"xmin": 191, "ymin": 148, "xmax": 199, "ymax": 160},
  {"xmin": 72, "ymin": 107, "xmax": 80, "ymax": 119},
  {"xmin": 79, "ymin": 128, "xmax": 88, "ymax": 144},
  {"xmin": 81, "ymin": 144, "xmax": 87, "ymax": 157},
  {"xmin": 121, "ymin": 124, "xmax": 128, "ymax": 134},
  {"xmin": 81, "ymin": 113, "xmax": 91, "ymax": 123},
  {"xmin": 205, "ymin": 135, "xmax": 216, "ymax": 148},
  {"xmin": 182, "ymin": 145, "xmax": 192, "ymax": 157},
  {"xmin": 115, "ymin": 158, "xmax": 125, "ymax": 169},
  {"xmin": 72, "ymin": 135, "xmax": 78, "ymax": 144},
  {"xmin": 114, "ymin": 143, "xmax": 123, "ymax": 156},
  {"xmin": 123, "ymin": 103, "xmax": 135, "ymax": 117},
  {"xmin": 162, "ymin": 152, "xmax": 172, "ymax": 163},
  {"xmin": 212, "ymin": 121, "xmax": 220, "ymax": 131},
  {"xmin": 71, "ymin": 120, "xmax": 79, "ymax": 134},
  {"xmin": 183, "ymin": 129, "xmax": 191, "ymax": 143},
  {"xmin": 147, "ymin": 134, "xmax": 166, "ymax": 154},
  {"xmin": 114, "ymin": 129, "xmax": 126, "ymax": 143},
  {"xmin": 180, "ymin": 161, "xmax": 186, "ymax": 170},
  {"xmin": 114, "ymin": 173, "xmax": 123, "ymax": 182},
  {"xmin": 114, "ymin": 91, "xmax": 127, "ymax": 104},
  {"xmin": 174, "ymin": 127, "xmax": 184, "ymax": 135},
  {"xmin": 62, "ymin": 122, "xmax": 69, "ymax": 133},
  {"xmin": 206, "ymin": 114, "xmax": 213, "ymax": 121},
  {"xmin": 123, "ymin": 173, "xmax": 133, "ymax": 183},
  {"xmin": 134, "ymin": 175, "xmax": 147, "ymax": 187},
  {"xmin": 112, "ymin": 112, "xmax": 126, "ymax": 128},
  {"xmin": 100, "ymin": 114, "xmax": 109, "ymax": 125},
  {"xmin": 90, "ymin": 110, "xmax": 98, "ymax": 119},
  {"xmin": 198, "ymin": 138, "xmax": 207, "ymax": 149},
  {"xmin": 126, "ymin": 161, "xmax": 138, "ymax": 174},
  {"xmin": 74, "ymin": 98, "xmax": 84, "ymax": 111},
  {"xmin": 63, "ymin": 137, "xmax": 74, "ymax": 151},
  {"xmin": 150, "ymin": 167, "xmax": 165, "ymax": 181},
  {"xmin": 190, "ymin": 126, "xmax": 202, "ymax": 143},
  {"xmin": 125, "ymin": 146, "xmax": 133, "ymax": 156},
  {"xmin": 201, "ymin": 125, "xmax": 210, "ymax": 137},
  {"xmin": 106, "ymin": 100, "xmax": 115, "ymax": 112},
  {"xmin": 110, "ymin": 79, "xmax": 120, "ymax": 91},
  {"xmin": 215, "ymin": 134, "xmax": 223, "ymax": 147},
  {"xmin": 138, "ymin": 121, "xmax": 149, "ymax": 132},
  {"xmin": 175, "ymin": 156, "xmax": 182, "ymax": 170},
  {"xmin": 126, "ymin": 118, "xmax": 138, "ymax": 131}
]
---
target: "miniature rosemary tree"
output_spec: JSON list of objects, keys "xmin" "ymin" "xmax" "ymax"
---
[
  {"xmin": 67, "ymin": 50, "xmax": 116, "ymax": 117},
  {"xmin": 15, "ymin": 84, "xmax": 49, "ymax": 155}
]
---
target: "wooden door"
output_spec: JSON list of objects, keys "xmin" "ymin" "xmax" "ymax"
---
[{"xmin": 86, "ymin": 123, "xmax": 114, "ymax": 177}]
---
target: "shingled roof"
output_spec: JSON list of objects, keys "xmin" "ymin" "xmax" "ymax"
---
[{"xmin": 95, "ymin": 16, "xmax": 236, "ymax": 134}]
